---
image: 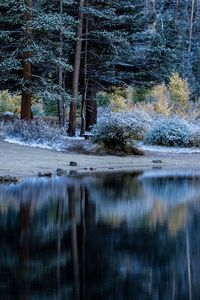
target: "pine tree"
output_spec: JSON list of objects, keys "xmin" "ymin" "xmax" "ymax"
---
[
  {"xmin": 0, "ymin": 0, "xmax": 76, "ymax": 121},
  {"xmin": 81, "ymin": 0, "xmax": 157, "ymax": 130}
]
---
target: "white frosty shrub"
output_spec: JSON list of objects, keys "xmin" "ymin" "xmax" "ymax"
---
[
  {"xmin": 190, "ymin": 129, "xmax": 200, "ymax": 147},
  {"xmin": 144, "ymin": 116, "xmax": 194, "ymax": 147},
  {"xmin": 92, "ymin": 111, "xmax": 151, "ymax": 151},
  {"xmin": 125, "ymin": 109, "xmax": 153, "ymax": 139},
  {"xmin": 5, "ymin": 120, "xmax": 65, "ymax": 146}
]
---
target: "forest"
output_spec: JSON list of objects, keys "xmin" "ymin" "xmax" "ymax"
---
[
  {"xmin": 1, "ymin": 0, "xmax": 200, "ymax": 152},
  {"xmin": 2, "ymin": 2, "xmax": 200, "ymax": 299}
]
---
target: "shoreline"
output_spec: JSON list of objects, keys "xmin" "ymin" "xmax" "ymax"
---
[{"xmin": 1, "ymin": 137, "xmax": 200, "ymax": 179}]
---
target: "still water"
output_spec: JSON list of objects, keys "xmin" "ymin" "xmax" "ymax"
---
[{"xmin": 0, "ymin": 170, "xmax": 200, "ymax": 300}]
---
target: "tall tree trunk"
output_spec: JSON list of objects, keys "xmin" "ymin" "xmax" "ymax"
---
[
  {"xmin": 80, "ymin": 11, "xmax": 89, "ymax": 136},
  {"xmin": 21, "ymin": 0, "xmax": 32, "ymax": 120},
  {"xmin": 86, "ymin": 83, "xmax": 97, "ymax": 131},
  {"xmin": 58, "ymin": 0, "xmax": 66, "ymax": 127},
  {"xmin": 188, "ymin": 0, "xmax": 195, "ymax": 53},
  {"xmin": 68, "ymin": 0, "xmax": 85, "ymax": 136}
]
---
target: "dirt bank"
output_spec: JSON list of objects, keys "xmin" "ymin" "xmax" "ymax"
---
[{"xmin": 1, "ymin": 137, "xmax": 200, "ymax": 178}]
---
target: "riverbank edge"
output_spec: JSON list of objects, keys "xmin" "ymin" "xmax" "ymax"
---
[{"xmin": 1, "ymin": 137, "xmax": 200, "ymax": 181}]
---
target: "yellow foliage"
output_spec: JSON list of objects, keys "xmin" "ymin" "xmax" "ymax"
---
[
  {"xmin": 110, "ymin": 94, "xmax": 127, "ymax": 111},
  {"xmin": 0, "ymin": 91, "xmax": 42, "ymax": 116},
  {"xmin": 148, "ymin": 73, "xmax": 190, "ymax": 116},
  {"xmin": 150, "ymin": 84, "xmax": 172, "ymax": 116},
  {"xmin": 108, "ymin": 87, "xmax": 132, "ymax": 111},
  {"xmin": 168, "ymin": 73, "xmax": 190, "ymax": 109},
  {"xmin": 0, "ymin": 90, "xmax": 21, "ymax": 115}
]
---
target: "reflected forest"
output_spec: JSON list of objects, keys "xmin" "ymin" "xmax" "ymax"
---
[{"xmin": 0, "ymin": 171, "xmax": 200, "ymax": 299}]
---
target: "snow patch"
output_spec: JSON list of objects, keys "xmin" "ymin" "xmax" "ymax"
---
[
  {"xmin": 5, "ymin": 137, "xmax": 63, "ymax": 152},
  {"xmin": 138, "ymin": 142, "xmax": 200, "ymax": 154}
]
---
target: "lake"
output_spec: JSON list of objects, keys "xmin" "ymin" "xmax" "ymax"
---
[{"xmin": 0, "ymin": 169, "xmax": 200, "ymax": 300}]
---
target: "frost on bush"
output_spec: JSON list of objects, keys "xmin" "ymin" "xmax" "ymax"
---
[
  {"xmin": 4, "ymin": 120, "xmax": 65, "ymax": 147},
  {"xmin": 190, "ymin": 129, "xmax": 200, "ymax": 147},
  {"xmin": 92, "ymin": 111, "xmax": 151, "ymax": 152},
  {"xmin": 144, "ymin": 117, "xmax": 194, "ymax": 147}
]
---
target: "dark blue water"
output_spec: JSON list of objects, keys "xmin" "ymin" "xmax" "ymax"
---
[{"xmin": 0, "ymin": 169, "xmax": 200, "ymax": 300}]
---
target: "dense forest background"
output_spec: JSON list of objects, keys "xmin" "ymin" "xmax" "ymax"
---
[{"xmin": 0, "ymin": 0, "xmax": 200, "ymax": 136}]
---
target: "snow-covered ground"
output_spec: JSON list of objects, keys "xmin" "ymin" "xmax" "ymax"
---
[
  {"xmin": 5, "ymin": 136, "xmax": 200, "ymax": 154},
  {"xmin": 138, "ymin": 142, "xmax": 200, "ymax": 154},
  {"xmin": 5, "ymin": 137, "xmax": 63, "ymax": 151},
  {"xmin": 4, "ymin": 132, "xmax": 88, "ymax": 152}
]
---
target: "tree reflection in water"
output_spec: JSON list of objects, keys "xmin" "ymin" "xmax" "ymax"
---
[{"xmin": 0, "ymin": 170, "xmax": 200, "ymax": 299}]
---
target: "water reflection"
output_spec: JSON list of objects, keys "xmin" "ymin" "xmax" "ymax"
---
[{"xmin": 0, "ymin": 170, "xmax": 200, "ymax": 299}]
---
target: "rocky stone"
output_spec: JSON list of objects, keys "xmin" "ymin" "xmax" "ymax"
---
[
  {"xmin": 69, "ymin": 161, "xmax": 77, "ymax": 167},
  {"xmin": 70, "ymin": 170, "xmax": 78, "ymax": 176},
  {"xmin": 44, "ymin": 172, "xmax": 52, "ymax": 177},
  {"xmin": 90, "ymin": 167, "xmax": 96, "ymax": 171},
  {"xmin": 0, "ymin": 175, "xmax": 20, "ymax": 183},
  {"xmin": 11, "ymin": 176, "xmax": 20, "ymax": 183},
  {"xmin": 152, "ymin": 159, "xmax": 163, "ymax": 164},
  {"xmin": 0, "ymin": 112, "xmax": 16, "ymax": 123},
  {"xmin": 3, "ymin": 111, "xmax": 14, "ymax": 117},
  {"xmin": 38, "ymin": 171, "xmax": 52, "ymax": 177},
  {"xmin": 56, "ymin": 168, "xmax": 67, "ymax": 176}
]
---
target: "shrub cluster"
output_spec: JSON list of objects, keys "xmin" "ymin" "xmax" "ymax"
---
[
  {"xmin": 92, "ymin": 111, "xmax": 152, "ymax": 152},
  {"xmin": 144, "ymin": 116, "xmax": 197, "ymax": 147},
  {"xmin": 93, "ymin": 110, "xmax": 200, "ymax": 149},
  {"xmin": 5, "ymin": 119, "xmax": 65, "ymax": 146}
]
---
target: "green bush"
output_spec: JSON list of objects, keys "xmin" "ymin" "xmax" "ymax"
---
[
  {"xmin": 43, "ymin": 99, "xmax": 58, "ymax": 116},
  {"xmin": 96, "ymin": 92, "xmax": 111, "ymax": 107},
  {"xmin": 132, "ymin": 87, "xmax": 149, "ymax": 103}
]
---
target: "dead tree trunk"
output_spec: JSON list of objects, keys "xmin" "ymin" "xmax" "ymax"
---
[
  {"xmin": 68, "ymin": 0, "xmax": 85, "ymax": 136},
  {"xmin": 21, "ymin": 0, "xmax": 32, "ymax": 120}
]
